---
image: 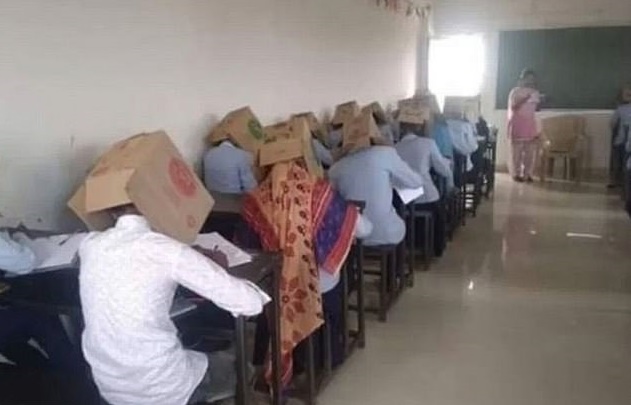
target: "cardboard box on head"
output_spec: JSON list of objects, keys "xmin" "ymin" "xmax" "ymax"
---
[
  {"xmin": 263, "ymin": 121, "xmax": 293, "ymax": 143},
  {"xmin": 341, "ymin": 111, "xmax": 388, "ymax": 156},
  {"xmin": 398, "ymin": 99, "xmax": 431, "ymax": 125},
  {"xmin": 207, "ymin": 106, "xmax": 266, "ymax": 154},
  {"xmin": 443, "ymin": 96, "xmax": 481, "ymax": 121},
  {"xmin": 259, "ymin": 117, "xmax": 324, "ymax": 178},
  {"xmin": 331, "ymin": 101, "xmax": 360, "ymax": 126},
  {"xmin": 361, "ymin": 102, "xmax": 387, "ymax": 123},
  {"xmin": 68, "ymin": 131, "xmax": 214, "ymax": 244},
  {"xmin": 291, "ymin": 111, "xmax": 327, "ymax": 143}
]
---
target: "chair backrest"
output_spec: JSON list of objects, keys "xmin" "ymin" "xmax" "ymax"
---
[{"xmin": 541, "ymin": 115, "xmax": 585, "ymax": 153}]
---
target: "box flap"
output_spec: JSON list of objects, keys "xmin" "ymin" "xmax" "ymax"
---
[
  {"xmin": 207, "ymin": 107, "xmax": 265, "ymax": 153},
  {"xmin": 259, "ymin": 138, "xmax": 304, "ymax": 167},
  {"xmin": 292, "ymin": 112, "xmax": 327, "ymax": 142},
  {"xmin": 264, "ymin": 121, "xmax": 293, "ymax": 143},
  {"xmin": 398, "ymin": 99, "xmax": 431, "ymax": 125},
  {"xmin": 331, "ymin": 101, "xmax": 360, "ymax": 125},
  {"xmin": 85, "ymin": 168, "xmax": 136, "ymax": 212},
  {"xmin": 361, "ymin": 102, "xmax": 387, "ymax": 122},
  {"xmin": 67, "ymin": 183, "xmax": 115, "ymax": 231}
]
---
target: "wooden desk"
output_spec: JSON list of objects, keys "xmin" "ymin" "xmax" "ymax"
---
[{"xmin": 1, "ymin": 253, "xmax": 283, "ymax": 405}]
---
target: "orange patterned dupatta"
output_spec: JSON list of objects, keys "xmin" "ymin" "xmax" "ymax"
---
[{"xmin": 242, "ymin": 162, "xmax": 324, "ymax": 387}]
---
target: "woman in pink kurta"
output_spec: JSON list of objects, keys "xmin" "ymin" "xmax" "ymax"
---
[{"xmin": 508, "ymin": 69, "xmax": 542, "ymax": 182}]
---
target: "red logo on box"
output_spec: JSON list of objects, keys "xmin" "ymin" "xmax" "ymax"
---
[{"xmin": 169, "ymin": 158, "xmax": 197, "ymax": 198}]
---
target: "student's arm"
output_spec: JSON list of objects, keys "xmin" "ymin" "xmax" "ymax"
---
[
  {"xmin": 239, "ymin": 153, "xmax": 258, "ymax": 192},
  {"xmin": 429, "ymin": 140, "xmax": 454, "ymax": 189},
  {"xmin": 387, "ymin": 148, "xmax": 423, "ymax": 189},
  {"xmin": 0, "ymin": 233, "xmax": 36, "ymax": 275},
  {"xmin": 312, "ymin": 139, "xmax": 334, "ymax": 167},
  {"xmin": 171, "ymin": 245, "xmax": 270, "ymax": 317}
]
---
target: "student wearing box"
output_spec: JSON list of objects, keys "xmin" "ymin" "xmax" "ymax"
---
[
  {"xmin": 328, "ymin": 113, "xmax": 423, "ymax": 247},
  {"xmin": 238, "ymin": 139, "xmax": 372, "ymax": 382},
  {"xmin": 70, "ymin": 131, "xmax": 270, "ymax": 405},
  {"xmin": 395, "ymin": 105, "xmax": 454, "ymax": 258}
]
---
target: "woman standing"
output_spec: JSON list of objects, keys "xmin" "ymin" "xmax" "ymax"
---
[{"xmin": 508, "ymin": 69, "xmax": 542, "ymax": 182}]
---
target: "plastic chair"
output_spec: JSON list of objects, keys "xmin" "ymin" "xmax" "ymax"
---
[{"xmin": 539, "ymin": 116, "xmax": 588, "ymax": 182}]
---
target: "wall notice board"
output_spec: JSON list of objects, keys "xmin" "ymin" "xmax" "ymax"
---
[{"xmin": 496, "ymin": 26, "xmax": 631, "ymax": 110}]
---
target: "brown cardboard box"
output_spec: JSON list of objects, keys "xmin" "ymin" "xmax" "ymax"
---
[
  {"xmin": 207, "ymin": 106, "xmax": 266, "ymax": 154},
  {"xmin": 263, "ymin": 121, "xmax": 293, "ymax": 143},
  {"xmin": 331, "ymin": 101, "xmax": 360, "ymax": 126},
  {"xmin": 398, "ymin": 99, "xmax": 431, "ymax": 125},
  {"xmin": 443, "ymin": 96, "xmax": 480, "ymax": 121},
  {"xmin": 68, "ymin": 131, "xmax": 214, "ymax": 244},
  {"xmin": 361, "ymin": 102, "xmax": 387, "ymax": 122},
  {"xmin": 341, "ymin": 111, "xmax": 387, "ymax": 155},
  {"xmin": 291, "ymin": 111, "xmax": 327, "ymax": 143},
  {"xmin": 259, "ymin": 117, "xmax": 323, "ymax": 178}
]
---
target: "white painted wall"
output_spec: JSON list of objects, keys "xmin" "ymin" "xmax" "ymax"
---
[
  {"xmin": 0, "ymin": 0, "xmax": 419, "ymax": 229},
  {"xmin": 431, "ymin": 0, "xmax": 631, "ymax": 174}
]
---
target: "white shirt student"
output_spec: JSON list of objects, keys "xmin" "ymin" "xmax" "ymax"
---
[
  {"xmin": 79, "ymin": 213, "xmax": 269, "ymax": 405},
  {"xmin": 203, "ymin": 141, "xmax": 258, "ymax": 194},
  {"xmin": 395, "ymin": 130, "xmax": 454, "ymax": 204}
]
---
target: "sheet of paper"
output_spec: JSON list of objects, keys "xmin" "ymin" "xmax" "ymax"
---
[
  {"xmin": 169, "ymin": 298, "xmax": 198, "ymax": 318},
  {"xmin": 13, "ymin": 233, "xmax": 89, "ymax": 271},
  {"xmin": 194, "ymin": 232, "xmax": 252, "ymax": 267},
  {"xmin": 395, "ymin": 186, "xmax": 424, "ymax": 205}
]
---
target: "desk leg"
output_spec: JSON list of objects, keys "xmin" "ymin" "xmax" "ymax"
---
[
  {"xmin": 356, "ymin": 243, "xmax": 366, "ymax": 348},
  {"xmin": 341, "ymin": 263, "xmax": 349, "ymax": 359},
  {"xmin": 270, "ymin": 269, "xmax": 283, "ymax": 405},
  {"xmin": 235, "ymin": 316, "xmax": 248, "ymax": 405}
]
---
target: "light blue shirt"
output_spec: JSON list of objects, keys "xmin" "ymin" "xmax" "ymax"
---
[
  {"xmin": 0, "ymin": 231, "xmax": 36, "ymax": 274},
  {"xmin": 311, "ymin": 138, "xmax": 334, "ymax": 167},
  {"xmin": 203, "ymin": 142, "xmax": 257, "ymax": 194},
  {"xmin": 431, "ymin": 121, "xmax": 454, "ymax": 159},
  {"xmin": 395, "ymin": 134, "xmax": 454, "ymax": 204},
  {"xmin": 327, "ymin": 129, "xmax": 343, "ymax": 149},
  {"xmin": 379, "ymin": 124, "xmax": 395, "ymax": 143},
  {"xmin": 612, "ymin": 104, "xmax": 631, "ymax": 146},
  {"xmin": 328, "ymin": 146, "xmax": 423, "ymax": 246}
]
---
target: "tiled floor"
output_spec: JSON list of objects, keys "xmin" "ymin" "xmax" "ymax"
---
[{"xmin": 319, "ymin": 175, "xmax": 631, "ymax": 405}]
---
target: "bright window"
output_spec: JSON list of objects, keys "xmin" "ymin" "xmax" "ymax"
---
[{"xmin": 428, "ymin": 35, "xmax": 485, "ymax": 108}]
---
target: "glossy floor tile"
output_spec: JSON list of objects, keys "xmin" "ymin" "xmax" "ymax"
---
[{"xmin": 320, "ymin": 175, "xmax": 631, "ymax": 405}]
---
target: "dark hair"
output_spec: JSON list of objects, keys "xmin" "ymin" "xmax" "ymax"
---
[
  {"xmin": 331, "ymin": 122, "xmax": 343, "ymax": 130},
  {"xmin": 520, "ymin": 68, "xmax": 536, "ymax": 79}
]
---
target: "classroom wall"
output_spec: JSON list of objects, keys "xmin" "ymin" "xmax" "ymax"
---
[
  {"xmin": 432, "ymin": 0, "xmax": 631, "ymax": 175},
  {"xmin": 0, "ymin": 0, "xmax": 419, "ymax": 229}
]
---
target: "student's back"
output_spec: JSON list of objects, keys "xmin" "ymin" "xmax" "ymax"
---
[
  {"xmin": 328, "ymin": 146, "xmax": 422, "ymax": 246},
  {"xmin": 80, "ymin": 215, "xmax": 266, "ymax": 405},
  {"xmin": 395, "ymin": 134, "xmax": 453, "ymax": 204},
  {"xmin": 203, "ymin": 141, "xmax": 257, "ymax": 194}
]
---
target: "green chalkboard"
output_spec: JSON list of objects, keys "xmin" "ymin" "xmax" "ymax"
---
[{"xmin": 496, "ymin": 26, "xmax": 631, "ymax": 110}]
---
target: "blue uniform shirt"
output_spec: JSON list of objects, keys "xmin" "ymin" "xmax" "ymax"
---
[
  {"xmin": 328, "ymin": 146, "xmax": 423, "ymax": 246},
  {"xmin": 203, "ymin": 142, "xmax": 257, "ymax": 194}
]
